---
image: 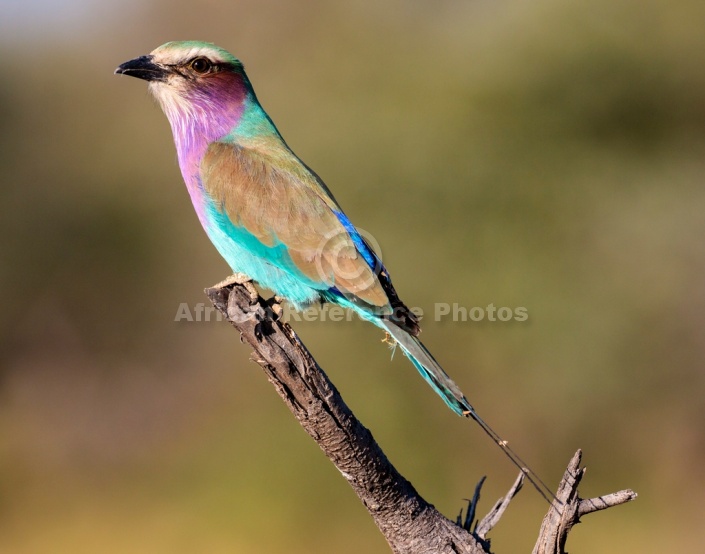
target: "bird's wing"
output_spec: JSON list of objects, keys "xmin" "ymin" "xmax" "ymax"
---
[{"xmin": 200, "ymin": 140, "xmax": 392, "ymax": 313}]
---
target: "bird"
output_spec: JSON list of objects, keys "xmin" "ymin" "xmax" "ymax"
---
[{"xmin": 116, "ymin": 41, "xmax": 551, "ymax": 500}]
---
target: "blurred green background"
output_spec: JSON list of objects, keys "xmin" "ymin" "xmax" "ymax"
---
[{"xmin": 1, "ymin": 0, "xmax": 704, "ymax": 551}]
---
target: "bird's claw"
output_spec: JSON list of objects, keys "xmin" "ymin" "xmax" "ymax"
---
[
  {"xmin": 265, "ymin": 296, "xmax": 284, "ymax": 321},
  {"xmin": 212, "ymin": 272, "xmax": 251, "ymax": 288},
  {"xmin": 212, "ymin": 273, "xmax": 259, "ymax": 304},
  {"xmin": 242, "ymin": 281, "xmax": 259, "ymax": 304}
]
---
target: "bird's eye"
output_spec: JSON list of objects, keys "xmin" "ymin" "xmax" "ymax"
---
[{"xmin": 190, "ymin": 57, "xmax": 212, "ymax": 74}]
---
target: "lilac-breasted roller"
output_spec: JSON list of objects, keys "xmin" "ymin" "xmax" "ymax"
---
[{"xmin": 116, "ymin": 41, "xmax": 548, "ymax": 496}]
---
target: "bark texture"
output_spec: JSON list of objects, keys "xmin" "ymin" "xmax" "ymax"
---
[{"xmin": 206, "ymin": 282, "xmax": 637, "ymax": 554}]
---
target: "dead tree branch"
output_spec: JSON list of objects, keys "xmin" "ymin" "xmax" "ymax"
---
[
  {"xmin": 205, "ymin": 282, "xmax": 637, "ymax": 554},
  {"xmin": 532, "ymin": 450, "xmax": 637, "ymax": 554}
]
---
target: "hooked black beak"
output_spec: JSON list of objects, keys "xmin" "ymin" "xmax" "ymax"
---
[{"xmin": 115, "ymin": 55, "xmax": 168, "ymax": 82}]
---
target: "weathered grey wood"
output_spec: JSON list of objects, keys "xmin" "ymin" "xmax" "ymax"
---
[
  {"xmin": 206, "ymin": 282, "xmax": 637, "ymax": 553},
  {"xmin": 206, "ymin": 283, "xmax": 487, "ymax": 553},
  {"xmin": 475, "ymin": 472, "xmax": 524, "ymax": 540},
  {"xmin": 532, "ymin": 450, "xmax": 638, "ymax": 554}
]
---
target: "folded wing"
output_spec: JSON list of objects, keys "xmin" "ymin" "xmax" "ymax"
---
[{"xmin": 201, "ymin": 140, "xmax": 395, "ymax": 315}]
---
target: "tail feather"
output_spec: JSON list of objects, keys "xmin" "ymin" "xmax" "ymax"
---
[
  {"xmin": 378, "ymin": 319, "xmax": 557, "ymax": 506},
  {"xmin": 380, "ymin": 319, "xmax": 470, "ymax": 416}
]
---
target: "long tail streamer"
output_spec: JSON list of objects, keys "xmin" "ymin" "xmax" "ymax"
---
[{"xmin": 379, "ymin": 319, "xmax": 557, "ymax": 505}]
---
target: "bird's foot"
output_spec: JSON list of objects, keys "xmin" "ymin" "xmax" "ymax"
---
[
  {"xmin": 212, "ymin": 273, "xmax": 259, "ymax": 303},
  {"xmin": 212, "ymin": 272, "xmax": 252, "ymax": 287},
  {"xmin": 265, "ymin": 296, "xmax": 285, "ymax": 320}
]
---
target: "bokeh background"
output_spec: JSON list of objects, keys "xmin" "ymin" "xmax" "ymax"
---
[{"xmin": 1, "ymin": 0, "xmax": 704, "ymax": 551}]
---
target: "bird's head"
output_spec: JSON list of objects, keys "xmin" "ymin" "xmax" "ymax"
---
[{"xmin": 115, "ymin": 41, "xmax": 252, "ymax": 141}]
